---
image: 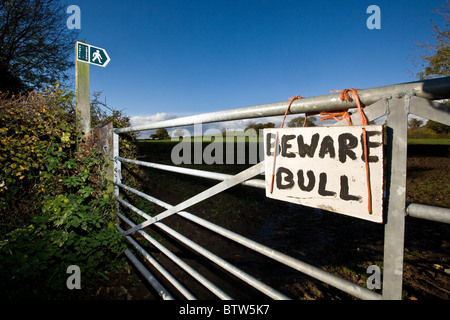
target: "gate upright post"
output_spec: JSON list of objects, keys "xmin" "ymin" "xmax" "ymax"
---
[
  {"xmin": 113, "ymin": 132, "xmax": 121, "ymax": 201},
  {"xmin": 382, "ymin": 96, "xmax": 410, "ymax": 300}
]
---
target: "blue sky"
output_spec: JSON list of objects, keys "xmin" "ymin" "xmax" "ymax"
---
[{"xmin": 68, "ymin": 0, "xmax": 447, "ymax": 132}]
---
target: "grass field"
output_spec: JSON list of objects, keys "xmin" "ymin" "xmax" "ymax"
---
[{"xmin": 408, "ymin": 138, "xmax": 450, "ymax": 145}]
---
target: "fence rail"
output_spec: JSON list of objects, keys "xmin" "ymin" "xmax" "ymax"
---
[
  {"xmin": 114, "ymin": 77, "xmax": 450, "ymax": 134},
  {"xmin": 112, "ymin": 76, "xmax": 450, "ymax": 300}
]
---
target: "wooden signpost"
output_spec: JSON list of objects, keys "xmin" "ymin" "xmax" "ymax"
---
[{"xmin": 75, "ymin": 41, "xmax": 110, "ymax": 135}]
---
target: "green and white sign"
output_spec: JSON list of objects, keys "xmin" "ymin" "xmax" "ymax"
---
[{"xmin": 76, "ymin": 41, "xmax": 110, "ymax": 67}]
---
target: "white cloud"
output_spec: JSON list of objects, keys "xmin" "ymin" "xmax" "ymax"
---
[
  {"xmin": 130, "ymin": 113, "xmax": 178, "ymax": 138},
  {"xmin": 130, "ymin": 113, "xmax": 178, "ymax": 127}
]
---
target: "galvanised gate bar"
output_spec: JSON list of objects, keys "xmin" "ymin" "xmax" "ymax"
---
[{"xmin": 112, "ymin": 76, "xmax": 450, "ymax": 300}]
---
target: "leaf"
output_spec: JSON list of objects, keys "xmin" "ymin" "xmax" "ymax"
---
[{"xmin": 433, "ymin": 264, "xmax": 444, "ymax": 270}]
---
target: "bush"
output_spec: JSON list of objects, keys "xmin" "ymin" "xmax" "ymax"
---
[
  {"xmin": 0, "ymin": 192, "xmax": 125, "ymax": 299},
  {"xmin": 0, "ymin": 86, "xmax": 129, "ymax": 299},
  {"xmin": 426, "ymin": 120, "xmax": 450, "ymax": 135}
]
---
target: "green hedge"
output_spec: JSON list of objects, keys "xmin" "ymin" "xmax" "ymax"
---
[{"xmin": 0, "ymin": 86, "xmax": 133, "ymax": 299}]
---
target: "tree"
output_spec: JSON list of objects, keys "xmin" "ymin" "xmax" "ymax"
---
[
  {"xmin": 408, "ymin": 117, "xmax": 424, "ymax": 129},
  {"xmin": 415, "ymin": 1, "xmax": 449, "ymax": 79},
  {"xmin": 245, "ymin": 122, "xmax": 275, "ymax": 132},
  {"xmin": 413, "ymin": 1, "xmax": 449, "ymax": 136},
  {"xmin": 0, "ymin": 0, "xmax": 78, "ymax": 93},
  {"xmin": 287, "ymin": 116, "xmax": 317, "ymax": 127},
  {"xmin": 150, "ymin": 128, "xmax": 170, "ymax": 140},
  {"xmin": 173, "ymin": 128, "xmax": 187, "ymax": 140},
  {"xmin": 426, "ymin": 120, "xmax": 450, "ymax": 134}
]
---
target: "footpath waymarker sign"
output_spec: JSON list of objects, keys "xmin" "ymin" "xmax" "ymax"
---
[
  {"xmin": 264, "ymin": 125, "xmax": 384, "ymax": 223},
  {"xmin": 75, "ymin": 41, "xmax": 111, "ymax": 135},
  {"xmin": 76, "ymin": 41, "xmax": 111, "ymax": 67}
]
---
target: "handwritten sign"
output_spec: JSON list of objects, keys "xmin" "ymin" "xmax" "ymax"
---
[{"xmin": 264, "ymin": 126, "xmax": 383, "ymax": 223}]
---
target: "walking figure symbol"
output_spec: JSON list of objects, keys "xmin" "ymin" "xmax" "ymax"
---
[{"xmin": 92, "ymin": 50, "xmax": 102, "ymax": 63}]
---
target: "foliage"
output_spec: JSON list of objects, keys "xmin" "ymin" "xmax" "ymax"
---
[
  {"xmin": 287, "ymin": 116, "xmax": 317, "ymax": 128},
  {"xmin": 244, "ymin": 122, "xmax": 275, "ymax": 132},
  {"xmin": 150, "ymin": 128, "xmax": 170, "ymax": 140},
  {"xmin": 0, "ymin": 86, "xmax": 129, "ymax": 299},
  {"xmin": 415, "ymin": 1, "xmax": 449, "ymax": 79},
  {"xmin": 0, "ymin": 0, "xmax": 78, "ymax": 93},
  {"xmin": 90, "ymin": 90, "xmax": 143, "ymax": 193},
  {"xmin": 426, "ymin": 119, "xmax": 450, "ymax": 134},
  {"xmin": 0, "ymin": 193, "xmax": 125, "ymax": 299},
  {"xmin": 90, "ymin": 91, "xmax": 133, "ymax": 129},
  {"xmin": 408, "ymin": 117, "xmax": 424, "ymax": 129},
  {"xmin": 0, "ymin": 86, "xmax": 79, "ymax": 223}
]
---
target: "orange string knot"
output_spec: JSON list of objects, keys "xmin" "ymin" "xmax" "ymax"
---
[
  {"xmin": 319, "ymin": 110, "xmax": 353, "ymax": 126},
  {"xmin": 280, "ymin": 94, "xmax": 303, "ymax": 128},
  {"xmin": 330, "ymin": 88, "xmax": 372, "ymax": 214},
  {"xmin": 331, "ymin": 88, "xmax": 367, "ymax": 126}
]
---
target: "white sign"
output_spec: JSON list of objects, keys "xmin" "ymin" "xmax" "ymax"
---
[{"xmin": 264, "ymin": 126, "xmax": 384, "ymax": 223}]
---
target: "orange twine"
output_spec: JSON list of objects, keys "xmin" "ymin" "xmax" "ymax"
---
[
  {"xmin": 270, "ymin": 89, "xmax": 372, "ymax": 216},
  {"xmin": 331, "ymin": 88, "xmax": 372, "ymax": 214},
  {"xmin": 270, "ymin": 95, "xmax": 303, "ymax": 194}
]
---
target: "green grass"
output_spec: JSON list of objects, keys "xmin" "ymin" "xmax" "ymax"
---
[{"xmin": 407, "ymin": 138, "xmax": 450, "ymax": 145}]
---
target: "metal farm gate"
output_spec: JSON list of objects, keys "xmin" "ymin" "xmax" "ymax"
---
[{"xmin": 111, "ymin": 77, "xmax": 450, "ymax": 300}]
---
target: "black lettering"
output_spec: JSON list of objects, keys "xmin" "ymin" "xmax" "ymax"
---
[
  {"xmin": 266, "ymin": 133, "xmax": 274, "ymax": 157},
  {"xmin": 297, "ymin": 133, "xmax": 319, "ymax": 157},
  {"xmin": 281, "ymin": 134, "xmax": 296, "ymax": 158},
  {"xmin": 318, "ymin": 135, "xmax": 336, "ymax": 159},
  {"xmin": 361, "ymin": 131, "xmax": 382, "ymax": 163},
  {"xmin": 338, "ymin": 133, "xmax": 358, "ymax": 163},
  {"xmin": 339, "ymin": 175, "xmax": 361, "ymax": 201},
  {"xmin": 297, "ymin": 170, "xmax": 315, "ymax": 192},
  {"xmin": 265, "ymin": 133, "xmax": 280, "ymax": 157},
  {"xmin": 318, "ymin": 172, "xmax": 336, "ymax": 197},
  {"xmin": 276, "ymin": 167, "xmax": 294, "ymax": 190}
]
